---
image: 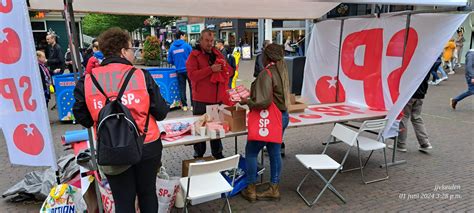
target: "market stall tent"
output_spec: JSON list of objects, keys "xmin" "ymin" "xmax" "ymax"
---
[{"xmin": 28, "ymin": 0, "xmax": 468, "ymax": 19}]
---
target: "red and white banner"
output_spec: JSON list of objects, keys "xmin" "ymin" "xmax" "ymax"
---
[
  {"xmin": 302, "ymin": 13, "xmax": 468, "ymax": 137},
  {"xmin": 0, "ymin": 0, "xmax": 57, "ymax": 169}
]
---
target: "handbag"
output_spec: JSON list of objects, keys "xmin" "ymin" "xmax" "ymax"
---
[
  {"xmin": 247, "ymin": 63, "xmax": 283, "ymax": 143},
  {"xmin": 40, "ymin": 184, "xmax": 87, "ymax": 213},
  {"xmin": 156, "ymin": 166, "xmax": 181, "ymax": 213}
]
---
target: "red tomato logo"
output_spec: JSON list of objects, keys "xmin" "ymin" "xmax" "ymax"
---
[
  {"xmin": 315, "ymin": 76, "xmax": 346, "ymax": 103},
  {"xmin": 0, "ymin": 28, "xmax": 22, "ymax": 64},
  {"xmin": 0, "ymin": 0, "xmax": 12, "ymax": 13},
  {"xmin": 13, "ymin": 123, "xmax": 44, "ymax": 156}
]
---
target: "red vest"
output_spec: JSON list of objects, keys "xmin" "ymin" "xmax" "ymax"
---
[{"xmin": 84, "ymin": 63, "xmax": 160, "ymax": 143}]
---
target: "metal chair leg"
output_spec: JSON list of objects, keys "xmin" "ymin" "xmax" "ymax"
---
[
  {"xmin": 182, "ymin": 199, "xmax": 189, "ymax": 213},
  {"xmin": 361, "ymin": 149, "xmax": 390, "ymax": 184},
  {"xmin": 313, "ymin": 170, "xmax": 346, "ymax": 203},
  {"xmin": 363, "ymin": 150, "xmax": 374, "ymax": 168},
  {"xmin": 340, "ymin": 150, "xmax": 372, "ymax": 173},
  {"xmin": 221, "ymin": 196, "xmax": 231, "ymax": 213},
  {"xmin": 296, "ymin": 169, "xmax": 345, "ymax": 207}
]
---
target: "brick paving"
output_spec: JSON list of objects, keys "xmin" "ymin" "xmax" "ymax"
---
[{"xmin": 0, "ymin": 60, "xmax": 473, "ymax": 212}]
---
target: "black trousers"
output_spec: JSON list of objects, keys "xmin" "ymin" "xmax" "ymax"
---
[
  {"xmin": 105, "ymin": 153, "xmax": 161, "ymax": 213},
  {"xmin": 177, "ymin": 72, "xmax": 192, "ymax": 107},
  {"xmin": 192, "ymin": 100, "xmax": 224, "ymax": 159}
]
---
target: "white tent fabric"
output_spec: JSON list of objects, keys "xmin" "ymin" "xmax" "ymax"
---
[
  {"xmin": 28, "ymin": 0, "xmax": 339, "ymax": 19},
  {"xmin": 309, "ymin": 0, "xmax": 468, "ymax": 6},
  {"xmin": 29, "ymin": 0, "xmax": 468, "ymax": 19}
]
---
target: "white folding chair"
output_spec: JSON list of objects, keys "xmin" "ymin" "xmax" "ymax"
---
[
  {"xmin": 340, "ymin": 118, "xmax": 389, "ymax": 184},
  {"xmin": 295, "ymin": 123, "xmax": 358, "ymax": 207},
  {"xmin": 180, "ymin": 154, "xmax": 240, "ymax": 213}
]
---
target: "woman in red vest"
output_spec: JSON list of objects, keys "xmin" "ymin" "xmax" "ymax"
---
[{"xmin": 73, "ymin": 27, "xmax": 169, "ymax": 212}]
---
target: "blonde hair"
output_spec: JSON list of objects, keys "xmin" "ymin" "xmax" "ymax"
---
[{"xmin": 36, "ymin": 51, "xmax": 45, "ymax": 58}]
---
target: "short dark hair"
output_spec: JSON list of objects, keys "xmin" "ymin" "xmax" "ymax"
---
[
  {"xmin": 175, "ymin": 31, "xmax": 186, "ymax": 40},
  {"xmin": 216, "ymin": 39, "xmax": 225, "ymax": 44},
  {"xmin": 98, "ymin": 27, "xmax": 131, "ymax": 58}
]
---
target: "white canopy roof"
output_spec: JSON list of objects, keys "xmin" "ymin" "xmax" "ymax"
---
[{"xmin": 29, "ymin": 0, "xmax": 468, "ymax": 20}]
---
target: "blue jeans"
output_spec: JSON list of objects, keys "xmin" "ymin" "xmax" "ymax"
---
[
  {"xmin": 177, "ymin": 72, "xmax": 192, "ymax": 107},
  {"xmin": 438, "ymin": 64, "xmax": 448, "ymax": 78},
  {"xmin": 430, "ymin": 62, "xmax": 443, "ymax": 82},
  {"xmin": 245, "ymin": 111, "xmax": 289, "ymax": 184},
  {"xmin": 453, "ymin": 75, "xmax": 474, "ymax": 102}
]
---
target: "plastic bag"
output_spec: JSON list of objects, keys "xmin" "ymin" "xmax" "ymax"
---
[
  {"xmin": 156, "ymin": 167, "xmax": 180, "ymax": 213},
  {"xmin": 40, "ymin": 183, "xmax": 86, "ymax": 213}
]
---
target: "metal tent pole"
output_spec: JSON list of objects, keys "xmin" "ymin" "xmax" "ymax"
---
[{"xmin": 63, "ymin": 0, "xmax": 103, "ymax": 212}]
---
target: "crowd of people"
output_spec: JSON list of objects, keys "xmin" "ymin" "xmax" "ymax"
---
[{"xmin": 32, "ymin": 24, "xmax": 472, "ymax": 212}]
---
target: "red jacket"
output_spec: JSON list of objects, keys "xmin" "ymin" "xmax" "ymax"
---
[
  {"xmin": 85, "ymin": 56, "xmax": 100, "ymax": 75},
  {"xmin": 186, "ymin": 46, "xmax": 234, "ymax": 104}
]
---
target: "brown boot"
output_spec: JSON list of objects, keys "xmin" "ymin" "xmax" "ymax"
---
[
  {"xmin": 241, "ymin": 184, "xmax": 257, "ymax": 202},
  {"xmin": 256, "ymin": 183, "xmax": 280, "ymax": 201}
]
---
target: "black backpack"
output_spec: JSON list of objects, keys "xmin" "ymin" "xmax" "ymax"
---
[{"xmin": 90, "ymin": 68, "xmax": 149, "ymax": 166}]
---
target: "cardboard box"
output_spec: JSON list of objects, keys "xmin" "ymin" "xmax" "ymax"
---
[
  {"xmin": 182, "ymin": 156, "xmax": 215, "ymax": 177},
  {"xmin": 288, "ymin": 94, "xmax": 307, "ymax": 113},
  {"xmin": 219, "ymin": 106, "xmax": 247, "ymax": 132}
]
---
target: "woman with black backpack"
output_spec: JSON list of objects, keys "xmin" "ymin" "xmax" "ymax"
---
[{"xmin": 73, "ymin": 27, "xmax": 169, "ymax": 213}]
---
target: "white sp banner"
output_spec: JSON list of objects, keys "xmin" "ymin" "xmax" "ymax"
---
[
  {"xmin": 0, "ymin": 0, "xmax": 57, "ymax": 169},
  {"xmin": 302, "ymin": 13, "xmax": 468, "ymax": 137}
]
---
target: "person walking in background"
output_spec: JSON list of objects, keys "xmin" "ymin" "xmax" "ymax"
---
[
  {"xmin": 240, "ymin": 44, "xmax": 291, "ymax": 202},
  {"xmin": 45, "ymin": 33, "xmax": 65, "ymax": 75},
  {"xmin": 37, "ymin": 51, "xmax": 52, "ymax": 107},
  {"xmin": 450, "ymin": 49, "xmax": 474, "ymax": 110},
  {"xmin": 73, "ymin": 27, "xmax": 169, "ymax": 212},
  {"xmin": 186, "ymin": 29, "xmax": 234, "ymax": 159},
  {"xmin": 442, "ymin": 39, "xmax": 456, "ymax": 75},
  {"xmin": 284, "ymin": 37, "xmax": 294, "ymax": 56},
  {"xmin": 168, "ymin": 31, "xmax": 193, "ymax": 112},
  {"xmin": 454, "ymin": 28, "xmax": 465, "ymax": 68},
  {"xmin": 391, "ymin": 72, "xmax": 433, "ymax": 153},
  {"xmin": 65, "ymin": 47, "xmax": 83, "ymax": 73},
  {"xmin": 215, "ymin": 39, "xmax": 236, "ymax": 88},
  {"xmin": 254, "ymin": 40, "xmax": 271, "ymax": 78},
  {"xmin": 428, "ymin": 55, "xmax": 445, "ymax": 85},
  {"xmin": 85, "ymin": 40, "xmax": 104, "ymax": 75}
]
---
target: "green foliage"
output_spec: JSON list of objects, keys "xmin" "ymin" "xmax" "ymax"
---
[
  {"xmin": 82, "ymin": 14, "xmax": 179, "ymax": 37},
  {"xmin": 82, "ymin": 14, "xmax": 148, "ymax": 36},
  {"xmin": 143, "ymin": 36, "xmax": 161, "ymax": 61}
]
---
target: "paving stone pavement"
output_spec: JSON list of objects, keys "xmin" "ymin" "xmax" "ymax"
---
[{"xmin": 0, "ymin": 60, "xmax": 473, "ymax": 212}]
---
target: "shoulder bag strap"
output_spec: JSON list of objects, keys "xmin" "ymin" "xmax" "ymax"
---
[
  {"xmin": 116, "ymin": 67, "xmax": 137, "ymax": 99},
  {"xmin": 90, "ymin": 72, "xmax": 109, "ymax": 100}
]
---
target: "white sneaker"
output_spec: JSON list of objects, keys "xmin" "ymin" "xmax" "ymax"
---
[
  {"xmin": 440, "ymin": 76, "xmax": 448, "ymax": 81},
  {"xmin": 448, "ymin": 71, "xmax": 455, "ymax": 75},
  {"xmin": 428, "ymin": 81, "xmax": 436, "ymax": 85},
  {"xmin": 418, "ymin": 143, "xmax": 433, "ymax": 152},
  {"xmin": 433, "ymin": 79, "xmax": 442, "ymax": 85}
]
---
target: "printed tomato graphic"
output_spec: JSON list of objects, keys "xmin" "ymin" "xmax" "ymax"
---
[
  {"xmin": 315, "ymin": 76, "xmax": 346, "ymax": 103},
  {"xmin": 13, "ymin": 123, "xmax": 44, "ymax": 156},
  {"xmin": 0, "ymin": 28, "xmax": 22, "ymax": 64},
  {"xmin": 0, "ymin": 0, "xmax": 12, "ymax": 13}
]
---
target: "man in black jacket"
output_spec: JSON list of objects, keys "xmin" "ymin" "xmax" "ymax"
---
[
  {"xmin": 394, "ymin": 71, "xmax": 433, "ymax": 153},
  {"xmin": 253, "ymin": 40, "xmax": 271, "ymax": 77},
  {"xmin": 45, "ymin": 33, "xmax": 65, "ymax": 75}
]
